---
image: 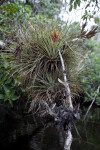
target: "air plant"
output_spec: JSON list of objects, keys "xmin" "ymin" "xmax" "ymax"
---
[{"xmin": 4, "ymin": 21, "xmax": 87, "ymax": 112}]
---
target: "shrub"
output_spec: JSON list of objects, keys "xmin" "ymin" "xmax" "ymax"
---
[
  {"xmin": 0, "ymin": 1, "xmax": 32, "ymax": 39},
  {"xmin": 81, "ymin": 38, "xmax": 100, "ymax": 105},
  {"xmin": 0, "ymin": 53, "xmax": 23, "ymax": 105}
]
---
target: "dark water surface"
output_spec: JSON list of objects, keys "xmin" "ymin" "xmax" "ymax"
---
[{"xmin": 0, "ymin": 108, "xmax": 100, "ymax": 150}]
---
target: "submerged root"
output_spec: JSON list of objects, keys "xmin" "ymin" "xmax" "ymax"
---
[{"xmin": 36, "ymin": 100, "xmax": 80, "ymax": 131}]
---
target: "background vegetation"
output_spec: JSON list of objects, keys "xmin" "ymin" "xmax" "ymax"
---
[{"xmin": 81, "ymin": 37, "xmax": 100, "ymax": 105}]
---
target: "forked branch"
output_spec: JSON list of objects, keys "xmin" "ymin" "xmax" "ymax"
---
[{"xmin": 58, "ymin": 50, "xmax": 73, "ymax": 109}]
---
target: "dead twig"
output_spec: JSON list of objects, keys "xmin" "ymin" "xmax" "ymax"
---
[
  {"xmin": 79, "ymin": 25, "xmax": 98, "ymax": 39},
  {"xmin": 73, "ymin": 122, "xmax": 81, "ymax": 139},
  {"xmin": 83, "ymin": 86, "xmax": 100, "ymax": 121}
]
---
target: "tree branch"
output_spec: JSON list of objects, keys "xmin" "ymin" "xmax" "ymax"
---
[
  {"xmin": 41, "ymin": 101, "xmax": 56, "ymax": 118},
  {"xmin": 58, "ymin": 50, "xmax": 73, "ymax": 109}
]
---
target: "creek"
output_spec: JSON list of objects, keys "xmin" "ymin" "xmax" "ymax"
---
[{"xmin": 0, "ymin": 107, "xmax": 100, "ymax": 150}]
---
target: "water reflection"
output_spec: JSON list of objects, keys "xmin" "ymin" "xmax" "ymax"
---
[
  {"xmin": 64, "ymin": 130, "xmax": 72, "ymax": 150},
  {"xmin": 0, "ymin": 108, "xmax": 100, "ymax": 150}
]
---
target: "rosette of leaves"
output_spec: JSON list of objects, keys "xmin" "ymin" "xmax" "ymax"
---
[{"xmin": 4, "ymin": 21, "xmax": 84, "ymax": 111}]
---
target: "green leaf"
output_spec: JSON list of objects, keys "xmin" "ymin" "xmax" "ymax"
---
[
  {"xmin": 10, "ymin": 95, "xmax": 19, "ymax": 101},
  {"xmin": 69, "ymin": 5, "xmax": 72, "ymax": 12},
  {"xmin": 85, "ymin": 3, "xmax": 89, "ymax": 9},
  {"xmin": 5, "ymin": 78, "xmax": 12, "ymax": 84},
  {"xmin": 77, "ymin": 0, "xmax": 80, "ymax": 6},
  {"xmin": 74, "ymin": 2, "xmax": 77, "ymax": 9},
  {"xmin": 70, "ymin": 0, "xmax": 74, "ymax": 5},
  {"xmin": 3, "ymin": 86, "xmax": 10, "ymax": 94},
  {"xmin": 0, "ymin": 94, "xmax": 5, "ymax": 100},
  {"xmin": 94, "ymin": 17, "xmax": 100, "ymax": 23},
  {"xmin": 3, "ymin": 26, "xmax": 5, "ymax": 31}
]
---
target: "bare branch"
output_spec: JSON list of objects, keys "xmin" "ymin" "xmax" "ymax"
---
[
  {"xmin": 58, "ymin": 50, "xmax": 67, "ymax": 82},
  {"xmin": 58, "ymin": 50, "xmax": 73, "ymax": 109},
  {"xmin": 41, "ymin": 101, "xmax": 56, "ymax": 117},
  {"xmin": 83, "ymin": 86, "xmax": 100, "ymax": 121},
  {"xmin": 73, "ymin": 122, "xmax": 81, "ymax": 139},
  {"xmin": 81, "ymin": 22, "xmax": 87, "ymax": 33},
  {"xmin": 58, "ymin": 78, "xmax": 65, "ymax": 86}
]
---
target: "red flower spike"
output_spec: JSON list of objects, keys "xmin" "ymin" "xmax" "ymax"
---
[{"xmin": 51, "ymin": 30, "xmax": 59, "ymax": 42}]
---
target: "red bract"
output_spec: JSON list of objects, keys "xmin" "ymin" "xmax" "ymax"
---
[{"xmin": 51, "ymin": 30, "xmax": 59, "ymax": 42}]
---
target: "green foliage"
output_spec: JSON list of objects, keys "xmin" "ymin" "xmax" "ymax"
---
[
  {"xmin": 0, "ymin": 1, "xmax": 32, "ymax": 39},
  {"xmin": 33, "ymin": 0, "xmax": 61, "ymax": 19},
  {"xmin": 69, "ymin": 0, "xmax": 100, "ymax": 21},
  {"xmin": 0, "ymin": 0, "xmax": 63, "ymax": 40},
  {"xmin": 0, "ymin": 53, "xmax": 22, "ymax": 105},
  {"xmin": 81, "ymin": 38, "xmax": 100, "ymax": 105}
]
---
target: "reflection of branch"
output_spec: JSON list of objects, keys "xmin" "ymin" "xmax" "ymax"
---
[
  {"xmin": 58, "ymin": 50, "xmax": 73, "ymax": 109},
  {"xmin": 83, "ymin": 86, "xmax": 100, "ymax": 121},
  {"xmin": 64, "ymin": 130, "xmax": 72, "ymax": 150}
]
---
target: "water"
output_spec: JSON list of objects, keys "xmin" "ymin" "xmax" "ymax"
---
[{"xmin": 0, "ymin": 108, "xmax": 100, "ymax": 150}]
